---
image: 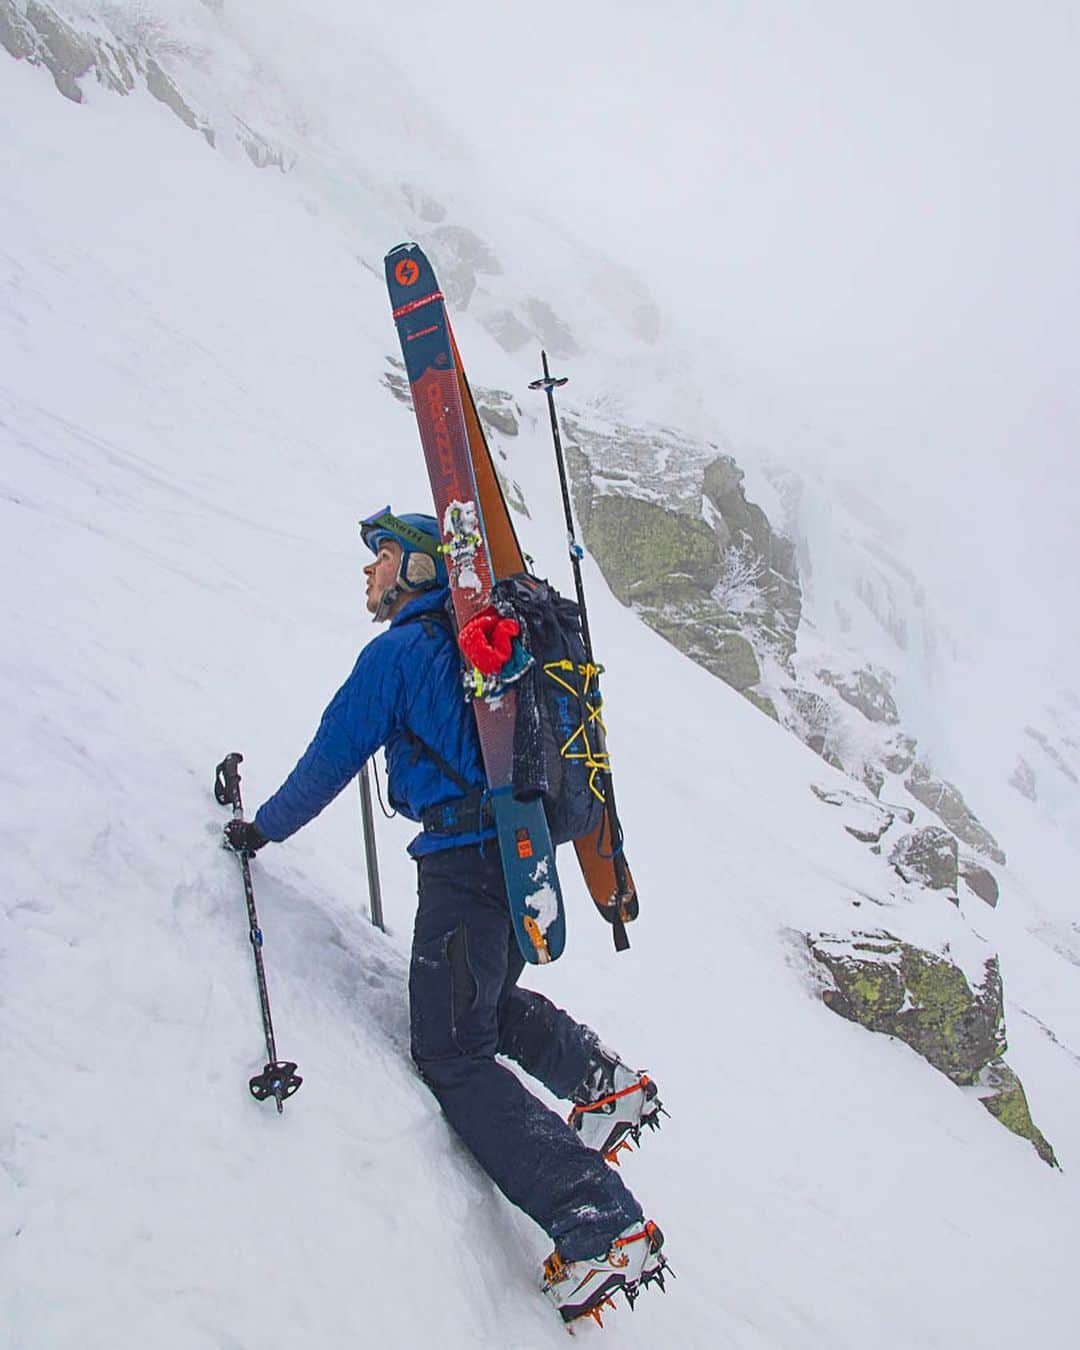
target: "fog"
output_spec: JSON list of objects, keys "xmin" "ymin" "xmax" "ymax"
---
[
  {"xmin": 397, "ymin": 2, "xmax": 1080, "ymax": 659},
  {"xmin": 91, "ymin": 1, "xmax": 1080, "ymax": 667},
  {"xmin": 409, "ymin": 3, "xmax": 1077, "ymax": 451}
]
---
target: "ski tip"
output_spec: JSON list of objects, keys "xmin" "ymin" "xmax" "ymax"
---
[
  {"xmin": 385, "ymin": 243, "xmax": 435, "ymax": 300},
  {"xmin": 383, "ymin": 243, "xmax": 421, "ymax": 265}
]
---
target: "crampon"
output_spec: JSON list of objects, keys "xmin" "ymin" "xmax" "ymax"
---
[
  {"xmin": 542, "ymin": 1219, "xmax": 671, "ymax": 1328},
  {"xmin": 569, "ymin": 1047, "xmax": 668, "ymax": 1165}
]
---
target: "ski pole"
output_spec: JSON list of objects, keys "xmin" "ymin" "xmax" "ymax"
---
[
  {"xmin": 214, "ymin": 752, "xmax": 302, "ymax": 1114},
  {"xmin": 529, "ymin": 353, "xmax": 635, "ymax": 916},
  {"xmin": 357, "ymin": 761, "xmax": 385, "ymax": 931},
  {"xmin": 529, "ymin": 352, "xmax": 593, "ymax": 649}
]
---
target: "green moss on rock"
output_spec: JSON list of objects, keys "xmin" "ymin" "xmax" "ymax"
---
[
  {"xmin": 812, "ymin": 932, "xmax": 1057, "ymax": 1167},
  {"xmin": 588, "ymin": 496, "xmax": 720, "ymax": 605},
  {"xmin": 741, "ymin": 687, "xmax": 779, "ymax": 721},
  {"xmin": 897, "ymin": 946, "xmax": 1002, "ymax": 1083},
  {"xmin": 977, "ymin": 1060, "xmax": 1058, "ymax": 1168},
  {"xmin": 641, "ymin": 599, "xmax": 762, "ymax": 689},
  {"xmin": 810, "ymin": 933, "xmax": 1004, "ymax": 1084}
]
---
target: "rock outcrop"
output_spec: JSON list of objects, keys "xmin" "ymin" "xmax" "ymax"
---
[
  {"xmin": 2, "ymin": 1, "xmax": 256, "ymax": 153},
  {"xmin": 818, "ymin": 666, "xmax": 899, "ymax": 725},
  {"xmin": 564, "ymin": 426, "xmax": 797, "ymax": 716},
  {"xmin": 904, "ymin": 762, "xmax": 1006, "ymax": 865},
  {"xmin": 959, "ymin": 858, "xmax": 1000, "ymax": 908},
  {"xmin": 587, "ymin": 496, "xmax": 721, "ymax": 606},
  {"xmin": 881, "ymin": 734, "xmax": 918, "ymax": 776},
  {"xmin": 703, "ymin": 455, "xmax": 802, "ymax": 666},
  {"xmin": 810, "ymin": 932, "xmax": 1056, "ymax": 1165},
  {"xmin": 810, "ymin": 784, "xmax": 905, "ymax": 845},
  {"xmin": 974, "ymin": 1060, "xmax": 1057, "ymax": 1167},
  {"xmin": 889, "ymin": 827, "xmax": 959, "ymax": 893},
  {"xmin": 425, "ymin": 224, "xmax": 502, "ymax": 310}
]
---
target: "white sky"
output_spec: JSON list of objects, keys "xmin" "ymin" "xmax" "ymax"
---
[{"xmin": 407, "ymin": 2, "xmax": 1078, "ymax": 445}]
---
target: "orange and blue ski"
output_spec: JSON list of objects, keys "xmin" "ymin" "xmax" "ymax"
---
[{"xmin": 385, "ymin": 242, "xmax": 565, "ymax": 964}]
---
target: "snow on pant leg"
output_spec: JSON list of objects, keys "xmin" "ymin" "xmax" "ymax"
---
[
  {"xmin": 496, "ymin": 975, "xmax": 597, "ymax": 1100},
  {"xmin": 410, "ymin": 845, "xmax": 642, "ymax": 1261}
]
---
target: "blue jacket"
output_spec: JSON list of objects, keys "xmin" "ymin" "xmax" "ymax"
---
[{"xmin": 254, "ymin": 588, "xmax": 493, "ymax": 857}]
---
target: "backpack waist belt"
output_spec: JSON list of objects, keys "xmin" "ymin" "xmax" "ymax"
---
[
  {"xmin": 403, "ymin": 727, "xmax": 493, "ymax": 837},
  {"xmin": 420, "ymin": 789, "xmax": 495, "ymax": 837}
]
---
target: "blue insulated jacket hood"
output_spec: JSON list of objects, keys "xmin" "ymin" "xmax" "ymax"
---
[{"xmin": 254, "ymin": 588, "xmax": 490, "ymax": 856}]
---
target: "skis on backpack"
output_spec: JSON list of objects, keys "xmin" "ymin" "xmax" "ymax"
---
[
  {"xmin": 385, "ymin": 243, "xmax": 565, "ymax": 965},
  {"xmin": 448, "ymin": 331, "xmax": 639, "ymax": 952}
]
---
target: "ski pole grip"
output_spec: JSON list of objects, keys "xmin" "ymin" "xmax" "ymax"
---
[{"xmin": 214, "ymin": 752, "xmax": 244, "ymax": 811}]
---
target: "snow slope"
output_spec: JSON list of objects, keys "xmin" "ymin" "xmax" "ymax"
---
[{"xmin": 3, "ymin": 28, "xmax": 1080, "ymax": 1350}]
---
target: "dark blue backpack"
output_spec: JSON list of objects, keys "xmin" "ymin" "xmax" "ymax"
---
[
  {"xmin": 493, "ymin": 574, "xmax": 607, "ymax": 846},
  {"xmin": 402, "ymin": 576, "xmax": 608, "ymax": 847}
]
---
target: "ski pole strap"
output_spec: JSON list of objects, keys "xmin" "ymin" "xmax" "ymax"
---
[{"xmin": 420, "ymin": 789, "xmax": 495, "ymax": 837}]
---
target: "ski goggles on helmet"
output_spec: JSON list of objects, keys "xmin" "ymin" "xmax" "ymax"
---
[
  {"xmin": 359, "ymin": 506, "xmax": 440, "ymax": 555},
  {"xmin": 359, "ymin": 506, "xmax": 445, "ymax": 588}
]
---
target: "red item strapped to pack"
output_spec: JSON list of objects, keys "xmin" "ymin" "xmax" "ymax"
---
[{"xmin": 458, "ymin": 606, "xmax": 521, "ymax": 676}]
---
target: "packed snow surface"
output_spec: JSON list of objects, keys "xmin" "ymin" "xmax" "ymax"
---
[{"xmin": 2, "ymin": 24, "xmax": 1079, "ymax": 1350}]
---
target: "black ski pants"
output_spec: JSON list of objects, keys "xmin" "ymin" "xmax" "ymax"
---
[{"xmin": 410, "ymin": 843, "xmax": 642, "ymax": 1261}]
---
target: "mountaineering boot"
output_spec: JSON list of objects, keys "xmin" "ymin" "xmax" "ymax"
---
[
  {"xmin": 568, "ymin": 1043, "xmax": 666, "ymax": 1163},
  {"xmin": 542, "ymin": 1219, "xmax": 670, "ymax": 1326}
]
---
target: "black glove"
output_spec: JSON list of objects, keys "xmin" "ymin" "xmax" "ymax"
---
[{"xmin": 223, "ymin": 819, "xmax": 269, "ymax": 856}]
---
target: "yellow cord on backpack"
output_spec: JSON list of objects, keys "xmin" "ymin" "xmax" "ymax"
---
[{"xmin": 543, "ymin": 660, "xmax": 611, "ymax": 804}]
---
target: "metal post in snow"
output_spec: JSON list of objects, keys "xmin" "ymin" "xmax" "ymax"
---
[{"xmin": 358, "ymin": 761, "xmax": 385, "ymax": 931}]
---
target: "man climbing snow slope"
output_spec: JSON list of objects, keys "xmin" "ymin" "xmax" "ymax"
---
[{"xmin": 223, "ymin": 509, "xmax": 670, "ymax": 1326}]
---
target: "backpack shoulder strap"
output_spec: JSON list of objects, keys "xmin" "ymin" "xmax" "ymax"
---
[
  {"xmin": 394, "ymin": 602, "xmax": 470, "ymax": 793},
  {"xmin": 397, "ymin": 599, "xmax": 455, "ymax": 642},
  {"xmin": 400, "ymin": 727, "xmax": 474, "ymax": 796}
]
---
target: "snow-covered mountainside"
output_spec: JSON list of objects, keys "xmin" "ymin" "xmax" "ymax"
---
[{"xmin": 3, "ymin": 5, "xmax": 1079, "ymax": 1347}]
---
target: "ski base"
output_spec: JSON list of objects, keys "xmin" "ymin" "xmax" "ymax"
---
[{"xmin": 491, "ymin": 788, "xmax": 565, "ymax": 964}]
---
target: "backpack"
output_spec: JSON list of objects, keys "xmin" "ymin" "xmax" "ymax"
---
[
  {"xmin": 492, "ymin": 574, "xmax": 607, "ymax": 846},
  {"xmin": 403, "ymin": 576, "xmax": 608, "ymax": 847}
]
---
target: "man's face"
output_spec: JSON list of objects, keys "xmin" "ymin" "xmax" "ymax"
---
[{"xmin": 364, "ymin": 538, "xmax": 403, "ymax": 617}]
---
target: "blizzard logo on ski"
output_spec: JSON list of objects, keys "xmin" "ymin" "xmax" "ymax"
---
[
  {"xmin": 423, "ymin": 380, "xmax": 456, "ymax": 478},
  {"xmin": 515, "ymin": 827, "xmax": 534, "ymax": 860},
  {"xmin": 555, "ymin": 693, "xmax": 575, "ymax": 739},
  {"xmin": 394, "ymin": 257, "xmax": 420, "ymax": 287}
]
